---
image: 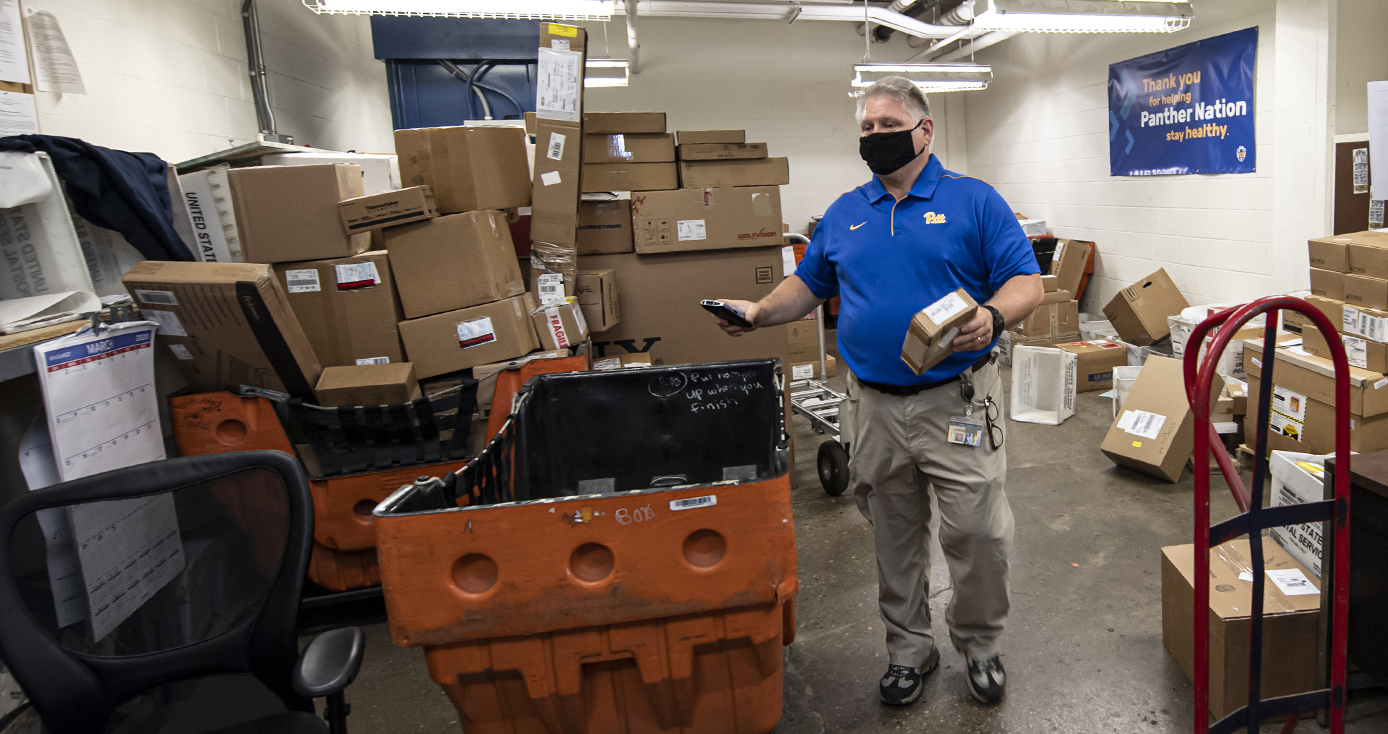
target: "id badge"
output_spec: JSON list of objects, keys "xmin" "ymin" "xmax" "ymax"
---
[{"xmin": 947, "ymin": 416, "xmax": 984, "ymax": 447}]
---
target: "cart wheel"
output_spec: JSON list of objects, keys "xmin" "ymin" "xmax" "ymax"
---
[{"xmin": 817, "ymin": 440, "xmax": 850, "ymax": 497}]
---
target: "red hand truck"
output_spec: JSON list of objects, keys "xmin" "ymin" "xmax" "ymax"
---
[{"xmin": 1184, "ymin": 295, "xmax": 1351, "ymax": 734}]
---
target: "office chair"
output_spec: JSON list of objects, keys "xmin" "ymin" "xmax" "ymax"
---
[{"xmin": 0, "ymin": 451, "xmax": 364, "ymax": 734}]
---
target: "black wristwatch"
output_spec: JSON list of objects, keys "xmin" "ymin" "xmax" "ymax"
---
[{"xmin": 982, "ymin": 304, "xmax": 1005, "ymax": 341}]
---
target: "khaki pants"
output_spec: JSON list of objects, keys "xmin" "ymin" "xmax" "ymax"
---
[{"xmin": 840, "ymin": 360, "xmax": 1014, "ymax": 667}]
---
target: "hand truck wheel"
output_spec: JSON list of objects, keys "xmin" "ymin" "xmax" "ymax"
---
[{"xmin": 817, "ymin": 439, "xmax": 850, "ymax": 497}]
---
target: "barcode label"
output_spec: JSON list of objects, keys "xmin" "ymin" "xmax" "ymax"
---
[
  {"xmin": 676, "ymin": 219, "xmax": 706, "ymax": 241},
  {"xmin": 547, "ymin": 132, "xmax": 566, "ymax": 160},
  {"xmin": 670, "ymin": 495, "xmax": 717, "ymax": 511},
  {"xmin": 285, "ymin": 269, "xmax": 320, "ymax": 293},
  {"xmin": 356, "ymin": 356, "xmax": 390, "ymax": 365},
  {"xmin": 1266, "ymin": 568, "xmax": 1318, "ymax": 596},
  {"xmin": 924, "ymin": 291, "xmax": 969, "ymax": 324},
  {"xmin": 792, "ymin": 363, "xmax": 814, "ymax": 380},
  {"xmin": 335, "ymin": 262, "xmax": 380, "ymax": 290},
  {"xmin": 135, "ymin": 289, "xmax": 177, "ymax": 305},
  {"xmin": 537, "ymin": 273, "xmax": 564, "ymax": 305}
]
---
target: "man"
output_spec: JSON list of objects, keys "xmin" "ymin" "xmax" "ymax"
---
[{"xmin": 712, "ymin": 76, "xmax": 1042, "ymax": 707}]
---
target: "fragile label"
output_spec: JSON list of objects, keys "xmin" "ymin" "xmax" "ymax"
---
[
  {"xmin": 168, "ymin": 344, "xmax": 193, "ymax": 360},
  {"xmin": 670, "ymin": 495, "xmax": 717, "ymax": 511},
  {"xmin": 335, "ymin": 262, "xmax": 380, "ymax": 290},
  {"xmin": 456, "ymin": 316, "xmax": 496, "ymax": 349},
  {"xmin": 1266, "ymin": 568, "xmax": 1318, "ymax": 596},
  {"xmin": 540, "ymin": 170, "xmax": 562, "ymax": 186},
  {"xmin": 142, "ymin": 309, "xmax": 186, "ymax": 337},
  {"xmin": 537, "ymin": 273, "xmax": 564, "ymax": 305},
  {"xmin": 676, "ymin": 219, "xmax": 706, "ymax": 241},
  {"xmin": 792, "ymin": 363, "xmax": 814, "ymax": 380},
  {"xmin": 1117, "ymin": 409, "xmax": 1166, "ymax": 440},
  {"xmin": 135, "ymin": 289, "xmax": 177, "ymax": 306},
  {"xmin": 924, "ymin": 291, "xmax": 969, "ymax": 325},
  {"xmin": 543, "ymin": 306, "xmax": 571, "ymax": 348},
  {"xmin": 546, "ymin": 132, "xmax": 566, "ymax": 161},
  {"xmin": 355, "ymin": 356, "xmax": 390, "ymax": 365},
  {"xmin": 285, "ymin": 269, "xmax": 320, "ymax": 293},
  {"xmin": 1343, "ymin": 335, "xmax": 1369, "ymax": 369},
  {"xmin": 1272, "ymin": 385, "xmax": 1308, "ymax": 421}
]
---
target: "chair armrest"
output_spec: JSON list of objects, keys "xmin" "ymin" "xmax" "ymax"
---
[{"xmin": 293, "ymin": 627, "xmax": 365, "ymax": 698}]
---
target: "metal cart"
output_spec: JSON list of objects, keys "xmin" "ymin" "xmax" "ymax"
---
[{"xmin": 784, "ymin": 234, "xmax": 851, "ymax": 497}]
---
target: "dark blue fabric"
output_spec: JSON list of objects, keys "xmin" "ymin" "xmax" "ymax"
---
[
  {"xmin": 796, "ymin": 155, "xmax": 1039, "ymax": 386},
  {"xmin": 0, "ymin": 134, "xmax": 194, "ymax": 261}
]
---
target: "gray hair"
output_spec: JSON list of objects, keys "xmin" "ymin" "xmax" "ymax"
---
[{"xmin": 855, "ymin": 76, "xmax": 931, "ymax": 122}]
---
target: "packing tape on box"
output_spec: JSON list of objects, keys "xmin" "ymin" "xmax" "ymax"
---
[{"xmin": 1211, "ymin": 543, "xmax": 1300, "ymax": 613}]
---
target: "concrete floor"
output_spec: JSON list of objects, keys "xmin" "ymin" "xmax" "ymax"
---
[{"xmin": 300, "ymin": 365, "xmax": 1388, "ymax": 733}]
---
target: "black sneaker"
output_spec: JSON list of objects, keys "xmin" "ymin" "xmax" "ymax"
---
[
  {"xmin": 965, "ymin": 655, "xmax": 1006, "ymax": 705},
  {"xmin": 879, "ymin": 647, "xmax": 940, "ymax": 706}
]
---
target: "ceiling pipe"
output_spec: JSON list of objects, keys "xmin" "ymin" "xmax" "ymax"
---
[
  {"xmin": 921, "ymin": 30, "xmax": 1016, "ymax": 62},
  {"xmin": 906, "ymin": 0, "xmax": 973, "ymax": 47},
  {"xmin": 625, "ymin": 0, "xmax": 640, "ymax": 73},
  {"xmin": 614, "ymin": 1, "xmax": 967, "ymax": 38}
]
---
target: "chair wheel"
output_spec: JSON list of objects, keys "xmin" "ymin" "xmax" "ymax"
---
[{"xmin": 817, "ymin": 440, "xmax": 850, "ymax": 497}]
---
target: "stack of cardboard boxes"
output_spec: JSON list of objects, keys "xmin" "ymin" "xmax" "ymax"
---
[{"xmin": 1010, "ymin": 239, "xmax": 1092, "ymax": 350}]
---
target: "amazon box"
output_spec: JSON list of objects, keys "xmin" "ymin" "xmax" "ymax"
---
[
  {"xmin": 583, "ymin": 111, "xmax": 665, "ymax": 134},
  {"xmin": 338, "ymin": 186, "xmax": 437, "ymax": 234},
  {"xmin": 576, "ymin": 197, "xmax": 634, "ymax": 254},
  {"xmin": 530, "ymin": 297, "xmax": 589, "ymax": 350},
  {"xmin": 1345, "ymin": 230, "xmax": 1388, "ymax": 279},
  {"xmin": 397, "ymin": 293, "xmax": 541, "ymax": 379},
  {"xmin": 315, "ymin": 363, "xmax": 420, "ymax": 407},
  {"xmin": 1101, "ymin": 355, "xmax": 1222, "ymax": 483},
  {"xmin": 583, "ymin": 133, "xmax": 674, "ymax": 164},
  {"xmin": 578, "ymin": 247, "xmax": 789, "ymax": 366},
  {"xmin": 581, "ymin": 162, "xmax": 678, "ymax": 193},
  {"xmin": 677, "ymin": 158, "xmax": 790, "ymax": 188},
  {"xmin": 575, "ymin": 268, "xmax": 619, "ymax": 332},
  {"xmin": 1343, "ymin": 274, "xmax": 1388, "ymax": 311},
  {"xmin": 1049, "ymin": 239, "xmax": 1093, "ymax": 296},
  {"xmin": 1309, "ymin": 268, "xmax": 1345, "ymax": 301},
  {"xmin": 1058, "ymin": 338, "xmax": 1128, "ymax": 392},
  {"xmin": 677, "ymin": 143, "xmax": 769, "ymax": 161},
  {"xmin": 1102, "ymin": 268, "xmax": 1189, "ymax": 346},
  {"xmin": 1308, "ymin": 235, "xmax": 1350, "ymax": 272},
  {"xmin": 901, "ymin": 289, "xmax": 979, "ymax": 375},
  {"xmin": 384, "ymin": 211, "xmax": 526, "ymax": 319},
  {"xmin": 1162, "ymin": 540, "xmax": 1322, "ymax": 721},
  {"xmin": 122, "ymin": 261, "xmax": 320, "ymax": 400},
  {"xmin": 227, "ymin": 164, "xmax": 369, "ymax": 263},
  {"xmin": 631, "ymin": 187, "xmax": 783, "ymax": 254},
  {"xmin": 394, "ymin": 126, "xmax": 531, "ymax": 213},
  {"xmin": 676, "ymin": 130, "xmax": 744, "ymax": 145},
  {"xmin": 273, "ymin": 251, "xmax": 405, "ymax": 368}
]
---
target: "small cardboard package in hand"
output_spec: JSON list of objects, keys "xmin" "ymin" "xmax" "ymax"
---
[{"xmin": 901, "ymin": 289, "xmax": 979, "ymax": 375}]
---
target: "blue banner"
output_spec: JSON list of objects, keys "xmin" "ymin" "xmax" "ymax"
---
[{"xmin": 1108, "ymin": 27, "xmax": 1258, "ymax": 176}]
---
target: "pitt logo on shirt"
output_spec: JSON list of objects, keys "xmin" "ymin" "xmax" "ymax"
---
[{"xmin": 924, "ymin": 212, "xmax": 947, "ymax": 224}]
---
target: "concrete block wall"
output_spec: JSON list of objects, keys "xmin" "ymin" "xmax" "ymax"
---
[{"xmin": 23, "ymin": 0, "xmax": 393, "ymax": 165}]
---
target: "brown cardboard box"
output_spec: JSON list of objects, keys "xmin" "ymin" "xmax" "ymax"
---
[
  {"xmin": 1341, "ymin": 302, "xmax": 1388, "ymax": 343},
  {"xmin": 677, "ymin": 158, "xmax": 790, "ymax": 188},
  {"xmin": 530, "ymin": 297, "xmax": 589, "ymax": 350},
  {"xmin": 524, "ymin": 111, "xmax": 536, "ymax": 135},
  {"xmin": 575, "ymin": 268, "xmax": 619, "ymax": 332},
  {"xmin": 1301, "ymin": 326, "xmax": 1388, "ymax": 373},
  {"xmin": 1041, "ymin": 289, "xmax": 1072, "ymax": 305},
  {"xmin": 1343, "ymin": 274, "xmax": 1388, "ymax": 311},
  {"xmin": 338, "ymin": 186, "xmax": 437, "ymax": 234},
  {"xmin": 530, "ymin": 242, "xmax": 578, "ymax": 301},
  {"xmin": 1050, "ymin": 239, "xmax": 1093, "ymax": 296},
  {"xmin": 397, "ymin": 293, "xmax": 542, "ymax": 379},
  {"xmin": 384, "ymin": 211, "xmax": 526, "ymax": 319},
  {"xmin": 531, "ymin": 118, "xmax": 584, "ymax": 246},
  {"xmin": 789, "ymin": 354, "xmax": 837, "ymax": 381},
  {"xmin": 901, "ymin": 289, "xmax": 979, "ymax": 375},
  {"xmin": 122, "ymin": 261, "xmax": 320, "ymax": 399},
  {"xmin": 1014, "ymin": 300, "xmax": 1080, "ymax": 338},
  {"xmin": 315, "ymin": 363, "xmax": 420, "ymax": 407},
  {"xmin": 1161, "ymin": 540, "xmax": 1322, "ymax": 721},
  {"xmin": 272, "ymin": 251, "xmax": 405, "ymax": 368},
  {"xmin": 675, "ymin": 130, "xmax": 745, "ymax": 145},
  {"xmin": 394, "ymin": 126, "xmax": 531, "ymax": 213},
  {"xmin": 583, "ymin": 112, "xmax": 665, "ymax": 134},
  {"xmin": 227, "ymin": 164, "xmax": 369, "ymax": 263},
  {"xmin": 1057, "ymin": 339, "xmax": 1127, "ymax": 392},
  {"xmin": 677, "ymin": 143, "xmax": 769, "ymax": 161},
  {"xmin": 1100, "ymin": 355, "xmax": 1221, "ymax": 483},
  {"xmin": 576, "ymin": 198, "xmax": 634, "ymax": 254},
  {"xmin": 578, "ymin": 247, "xmax": 790, "ymax": 366},
  {"xmin": 1345, "ymin": 231, "xmax": 1388, "ymax": 278},
  {"xmin": 1308, "ymin": 235, "xmax": 1350, "ymax": 272},
  {"xmin": 582, "ymin": 133, "xmax": 674, "ymax": 164},
  {"xmin": 1244, "ymin": 337, "xmax": 1388, "ymax": 417},
  {"xmin": 786, "ymin": 317, "xmax": 820, "ymax": 364},
  {"xmin": 1102, "ymin": 268, "xmax": 1189, "ymax": 346},
  {"xmin": 1244, "ymin": 373, "xmax": 1388, "ymax": 455},
  {"xmin": 1304, "ymin": 295, "xmax": 1344, "ymax": 331},
  {"xmin": 1227, "ymin": 382, "xmax": 1249, "ymax": 416},
  {"xmin": 1309, "ymin": 268, "xmax": 1346, "ymax": 301},
  {"xmin": 593, "ymin": 353, "xmax": 653, "ymax": 370},
  {"xmin": 1040, "ymin": 274, "xmax": 1059, "ymax": 292},
  {"xmin": 581, "ymin": 163, "xmax": 678, "ymax": 193},
  {"xmin": 631, "ymin": 187, "xmax": 783, "ymax": 254}
]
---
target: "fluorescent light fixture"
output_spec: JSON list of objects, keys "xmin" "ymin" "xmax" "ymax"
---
[
  {"xmin": 585, "ymin": 58, "xmax": 630, "ymax": 88},
  {"xmin": 302, "ymin": 0, "xmax": 614, "ymax": 19},
  {"xmin": 970, "ymin": 0, "xmax": 1191, "ymax": 33},
  {"xmin": 852, "ymin": 63, "xmax": 993, "ymax": 93}
]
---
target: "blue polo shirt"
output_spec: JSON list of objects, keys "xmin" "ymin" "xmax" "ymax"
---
[{"xmin": 796, "ymin": 155, "xmax": 1039, "ymax": 385}]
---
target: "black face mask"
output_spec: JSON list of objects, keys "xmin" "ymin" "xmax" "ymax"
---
[{"xmin": 859, "ymin": 119, "xmax": 924, "ymax": 175}]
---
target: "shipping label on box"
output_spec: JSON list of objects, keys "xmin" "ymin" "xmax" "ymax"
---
[
  {"xmin": 901, "ymin": 289, "xmax": 978, "ymax": 375},
  {"xmin": 1010, "ymin": 346, "xmax": 1077, "ymax": 425},
  {"xmin": 631, "ymin": 187, "xmax": 783, "ymax": 254},
  {"xmin": 398, "ymin": 293, "xmax": 541, "ymax": 379},
  {"xmin": 1100, "ymin": 355, "xmax": 1221, "ymax": 483}
]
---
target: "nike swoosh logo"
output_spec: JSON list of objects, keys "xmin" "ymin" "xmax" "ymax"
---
[{"xmin": 850, "ymin": 222, "xmax": 867, "ymax": 230}]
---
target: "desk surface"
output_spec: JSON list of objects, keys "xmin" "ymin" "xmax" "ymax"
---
[
  {"xmin": 1328, "ymin": 451, "xmax": 1388, "ymax": 499},
  {"xmin": 0, "ymin": 321, "xmax": 91, "ymax": 382}
]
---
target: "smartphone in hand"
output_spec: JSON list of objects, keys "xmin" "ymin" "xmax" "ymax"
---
[{"xmin": 700, "ymin": 299, "xmax": 753, "ymax": 328}]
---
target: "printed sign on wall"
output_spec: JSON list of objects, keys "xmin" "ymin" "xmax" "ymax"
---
[{"xmin": 1108, "ymin": 27, "xmax": 1258, "ymax": 176}]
